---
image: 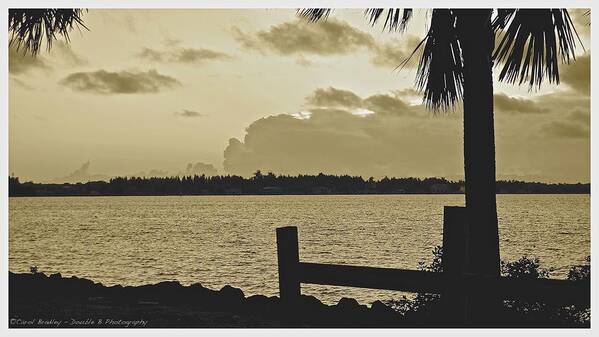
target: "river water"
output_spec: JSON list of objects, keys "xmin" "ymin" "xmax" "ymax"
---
[{"xmin": 9, "ymin": 194, "xmax": 589, "ymax": 304}]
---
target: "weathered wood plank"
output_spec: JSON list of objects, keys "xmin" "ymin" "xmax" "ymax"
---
[
  {"xmin": 297, "ymin": 262, "xmax": 589, "ymax": 305},
  {"xmin": 276, "ymin": 226, "xmax": 301, "ymax": 303}
]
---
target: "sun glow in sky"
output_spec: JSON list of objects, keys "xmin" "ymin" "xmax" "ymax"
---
[{"xmin": 8, "ymin": 9, "xmax": 591, "ymax": 183}]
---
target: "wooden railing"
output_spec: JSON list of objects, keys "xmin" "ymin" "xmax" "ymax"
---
[{"xmin": 276, "ymin": 206, "xmax": 590, "ymax": 322}]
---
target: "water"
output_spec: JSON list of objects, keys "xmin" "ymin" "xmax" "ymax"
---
[{"xmin": 9, "ymin": 194, "xmax": 589, "ymax": 305}]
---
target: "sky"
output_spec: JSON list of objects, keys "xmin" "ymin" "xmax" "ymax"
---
[{"xmin": 8, "ymin": 9, "xmax": 591, "ymax": 183}]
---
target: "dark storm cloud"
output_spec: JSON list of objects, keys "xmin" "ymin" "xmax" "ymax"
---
[
  {"xmin": 560, "ymin": 54, "xmax": 590, "ymax": 94},
  {"xmin": 233, "ymin": 19, "xmax": 375, "ymax": 56},
  {"xmin": 59, "ymin": 69, "xmax": 181, "ymax": 94},
  {"xmin": 493, "ymin": 93, "xmax": 548, "ymax": 114},
  {"xmin": 176, "ymin": 109, "xmax": 205, "ymax": 118},
  {"xmin": 137, "ymin": 46, "xmax": 233, "ymax": 64},
  {"xmin": 9, "ymin": 45, "xmax": 49, "ymax": 74},
  {"xmin": 542, "ymin": 121, "xmax": 589, "ymax": 139}
]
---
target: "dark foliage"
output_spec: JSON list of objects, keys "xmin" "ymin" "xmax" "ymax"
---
[
  {"xmin": 493, "ymin": 9, "xmax": 580, "ymax": 88},
  {"xmin": 567, "ymin": 256, "xmax": 590, "ymax": 282},
  {"xmin": 8, "ymin": 175, "xmax": 589, "ymax": 197},
  {"xmin": 384, "ymin": 250, "xmax": 590, "ymax": 326},
  {"xmin": 299, "ymin": 8, "xmax": 582, "ymax": 110},
  {"xmin": 383, "ymin": 246, "xmax": 444, "ymax": 319},
  {"xmin": 501, "ymin": 256, "xmax": 551, "ymax": 279},
  {"xmin": 364, "ymin": 9, "xmax": 413, "ymax": 32},
  {"xmin": 416, "ymin": 10, "xmax": 463, "ymax": 111},
  {"xmin": 9, "ymin": 9, "xmax": 87, "ymax": 55}
]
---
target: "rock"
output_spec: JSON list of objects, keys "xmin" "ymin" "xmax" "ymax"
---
[
  {"xmin": 371, "ymin": 300, "xmax": 394, "ymax": 313},
  {"xmin": 49, "ymin": 273, "xmax": 62, "ymax": 280},
  {"xmin": 298, "ymin": 294, "xmax": 327, "ymax": 313},
  {"xmin": 218, "ymin": 285, "xmax": 245, "ymax": 309},
  {"xmin": 336, "ymin": 297, "xmax": 362, "ymax": 310},
  {"xmin": 370, "ymin": 300, "xmax": 399, "ymax": 322},
  {"xmin": 246, "ymin": 295, "xmax": 278, "ymax": 315},
  {"xmin": 334, "ymin": 297, "xmax": 370, "ymax": 326}
]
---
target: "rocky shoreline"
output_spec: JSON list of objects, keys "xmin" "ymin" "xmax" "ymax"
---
[
  {"xmin": 9, "ymin": 271, "xmax": 406, "ymax": 328},
  {"xmin": 9, "ymin": 271, "xmax": 589, "ymax": 328}
]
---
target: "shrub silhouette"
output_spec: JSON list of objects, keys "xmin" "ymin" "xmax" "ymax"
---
[
  {"xmin": 383, "ymin": 248, "xmax": 590, "ymax": 326},
  {"xmin": 567, "ymin": 256, "xmax": 590, "ymax": 281}
]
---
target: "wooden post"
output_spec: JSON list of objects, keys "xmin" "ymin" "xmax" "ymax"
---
[
  {"xmin": 276, "ymin": 226, "xmax": 301, "ymax": 304},
  {"xmin": 442, "ymin": 206, "xmax": 469, "ymax": 324}
]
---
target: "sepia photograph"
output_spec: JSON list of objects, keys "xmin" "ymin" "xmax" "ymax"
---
[{"xmin": 3, "ymin": 1, "xmax": 594, "ymax": 332}]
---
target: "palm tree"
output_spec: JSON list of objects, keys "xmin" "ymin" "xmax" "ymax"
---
[
  {"xmin": 9, "ymin": 9, "xmax": 87, "ymax": 55},
  {"xmin": 299, "ymin": 9, "xmax": 580, "ymax": 282}
]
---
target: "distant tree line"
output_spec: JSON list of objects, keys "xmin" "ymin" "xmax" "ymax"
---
[{"xmin": 8, "ymin": 172, "xmax": 590, "ymax": 197}]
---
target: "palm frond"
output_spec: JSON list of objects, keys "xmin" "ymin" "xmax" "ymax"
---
[
  {"xmin": 492, "ymin": 9, "xmax": 580, "ymax": 88},
  {"xmin": 9, "ymin": 9, "xmax": 87, "ymax": 55},
  {"xmin": 364, "ymin": 9, "xmax": 413, "ymax": 31},
  {"xmin": 491, "ymin": 9, "xmax": 516, "ymax": 31},
  {"xmin": 297, "ymin": 9, "xmax": 332, "ymax": 22},
  {"xmin": 584, "ymin": 9, "xmax": 591, "ymax": 26},
  {"xmin": 416, "ymin": 9, "xmax": 463, "ymax": 111}
]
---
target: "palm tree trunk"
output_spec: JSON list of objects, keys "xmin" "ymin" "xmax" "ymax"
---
[
  {"xmin": 456, "ymin": 10, "xmax": 500, "ymax": 277},
  {"xmin": 455, "ymin": 9, "xmax": 501, "ymax": 325}
]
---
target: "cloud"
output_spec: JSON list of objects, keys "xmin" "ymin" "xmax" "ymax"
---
[
  {"xmin": 233, "ymin": 19, "xmax": 375, "ymax": 56},
  {"xmin": 305, "ymin": 86, "xmax": 417, "ymax": 116},
  {"xmin": 176, "ymin": 109, "xmax": 205, "ymax": 118},
  {"xmin": 363, "ymin": 94, "xmax": 410, "ymax": 115},
  {"xmin": 305, "ymin": 87, "xmax": 363, "ymax": 108},
  {"xmin": 223, "ymin": 87, "xmax": 457, "ymax": 177},
  {"xmin": 223, "ymin": 107, "xmax": 462, "ymax": 178},
  {"xmin": 10, "ymin": 42, "xmax": 87, "ymax": 76},
  {"xmin": 559, "ymin": 54, "xmax": 590, "ymax": 94},
  {"xmin": 185, "ymin": 162, "xmax": 218, "ymax": 176},
  {"xmin": 52, "ymin": 41, "xmax": 88, "ymax": 66},
  {"xmin": 137, "ymin": 46, "xmax": 233, "ymax": 64},
  {"xmin": 222, "ymin": 82, "xmax": 590, "ymax": 181},
  {"xmin": 10, "ymin": 77, "xmax": 35, "ymax": 90},
  {"xmin": 568, "ymin": 109, "xmax": 589, "ymax": 125},
  {"xmin": 55, "ymin": 161, "xmax": 109, "ymax": 183},
  {"xmin": 137, "ymin": 48, "xmax": 164, "ymax": 62},
  {"xmin": 295, "ymin": 54, "xmax": 312, "ymax": 67},
  {"xmin": 9, "ymin": 45, "xmax": 49, "ymax": 74},
  {"xmin": 234, "ymin": 19, "xmax": 421, "ymax": 69},
  {"xmin": 164, "ymin": 38, "xmax": 182, "ymax": 47},
  {"xmin": 542, "ymin": 121, "xmax": 589, "ymax": 139},
  {"xmin": 132, "ymin": 169, "xmax": 170, "ymax": 177},
  {"xmin": 128, "ymin": 162, "xmax": 219, "ymax": 178},
  {"xmin": 493, "ymin": 93, "xmax": 548, "ymax": 114},
  {"xmin": 370, "ymin": 36, "xmax": 422, "ymax": 68},
  {"xmin": 59, "ymin": 69, "xmax": 181, "ymax": 94}
]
